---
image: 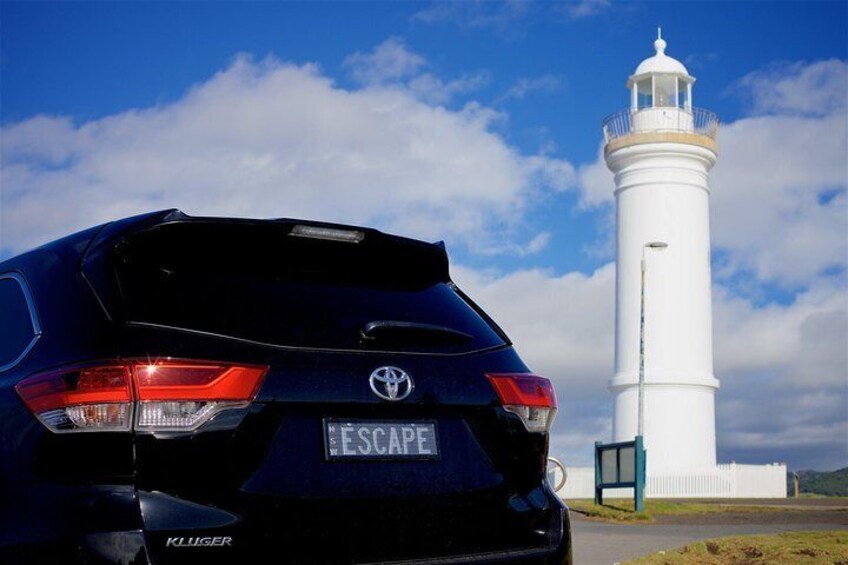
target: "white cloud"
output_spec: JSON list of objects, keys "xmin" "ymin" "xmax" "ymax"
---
[
  {"xmin": 733, "ymin": 59, "xmax": 848, "ymax": 117},
  {"xmin": 1, "ymin": 51, "xmax": 573, "ymax": 255},
  {"xmin": 560, "ymin": 0, "xmax": 611, "ymax": 20},
  {"xmin": 411, "ymin": 0, "xmax": 611, "ymax": 36},
  {"xmin": 407, "ymin": 71, "xmax": 492, "ymax": 106},
  {"xmin": 575, "ymin": 142, "xmax": 613, "ymax": 207},
  {"xmin": 411, "ymin": 1, "xmax": 531, "ymax": 37},
  {"xmin": 344, "ymin": 37, "xmax": 426, "ymax": 85},
  {"xmin": 523, "ymin": 231, "xmax": 552, "ymax": 255},
  {"xmin": 712, "ymin": 278, "xmax": 847, "ymax": 469},
  {"xmin": 684, "ymin": 52, "xmax": 719, "ymax": 70},
  {"xmin": 496, "ymin": 75, "xmax": 561, "ymax": 104},
  {"xmin": 713, "ymin": 280, "xmax": 848, "ymax": 389},
  {"xmin": 345, "ymin": 38, "xmax": 490, "ymax": 106},
  {"xmin": 710, "ymin": 111, "xmax": 847, "ymax": 285}
]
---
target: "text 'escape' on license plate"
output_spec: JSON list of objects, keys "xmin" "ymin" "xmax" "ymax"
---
[{"xmin": 324, "ymin": 420, "xmax": 440, "ymax": 460}]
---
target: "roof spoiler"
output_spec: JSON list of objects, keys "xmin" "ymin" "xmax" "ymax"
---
[{"xmin": 80, "ymin": 209, "xmax": 450, "ymax": 321}]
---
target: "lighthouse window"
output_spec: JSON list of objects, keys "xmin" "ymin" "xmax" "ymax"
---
[
  {"xmin": 654, "ymin": 75, "xmax": 677, "ymax": 107},
  {"xmin": 678, "ymin": 86, "xmax": 689, "ymax": 109},
  {"xmin": 636, "ymin": 78, "xmax": 652, "ymax": 109}
]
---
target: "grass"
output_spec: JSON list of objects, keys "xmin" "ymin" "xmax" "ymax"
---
[
  {"xmin": 566, "ymin": 499, "xmax": 653, "ymax": 522},
  {"xmin": 565, "ymin": 498, "xmax": 793, "ymax": 523},
  {"xmin": 624, "ymin": 531, "xmax": 848, "ymax": 564}
]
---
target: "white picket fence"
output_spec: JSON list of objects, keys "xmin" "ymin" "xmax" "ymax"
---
[{"xmin": 559, "ymin": 463, "xmax": 787, "ymax": 499}]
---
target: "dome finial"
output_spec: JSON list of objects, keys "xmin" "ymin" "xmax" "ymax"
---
[{"xmin": 654, "ymin": 27, "xmax": 667, "ymax": 55}]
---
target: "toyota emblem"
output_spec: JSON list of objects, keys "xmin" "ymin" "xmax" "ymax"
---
[{"xmin": 369, "ymin": 366, "xmax": 414, "ymax": 401}]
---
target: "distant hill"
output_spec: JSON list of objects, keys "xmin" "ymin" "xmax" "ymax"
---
[{"xmin": 787, "ymin": 467, "xmax": 848, "ymax": 496}]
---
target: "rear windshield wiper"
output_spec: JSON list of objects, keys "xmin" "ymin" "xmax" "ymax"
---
[{"xmin": 360, "ymin": 321, "xmax": 473, "ymax": 346}]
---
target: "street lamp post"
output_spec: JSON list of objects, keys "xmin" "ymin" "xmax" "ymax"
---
[{"xmin": 638, "ymin": 241, "xmax": 668, "ymax": 439}]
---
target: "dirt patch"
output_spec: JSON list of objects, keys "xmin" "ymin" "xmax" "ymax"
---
[
  {"xmin": 742, "ymin": 546, "xmax": 763, "ymax": 558},
  {"xmin": 705, "ymin": 541, "xmax": 721, "ymax": 555}
]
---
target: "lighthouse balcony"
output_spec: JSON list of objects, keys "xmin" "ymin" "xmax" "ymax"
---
[{"xmin": 603, "ymin": 107, "xmax": 719, "ymax": 153}]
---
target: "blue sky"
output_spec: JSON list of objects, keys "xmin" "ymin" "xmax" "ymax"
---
[{"xmin": 1, "ymin": 1, "xmax": 846, "ymax": 470}]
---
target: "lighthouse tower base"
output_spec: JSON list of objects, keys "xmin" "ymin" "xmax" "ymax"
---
[{"xmin": 611, "ymin": 383, "xmax": 717, "ymax": 472}]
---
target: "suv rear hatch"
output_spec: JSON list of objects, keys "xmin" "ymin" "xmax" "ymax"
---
[{"xmin": 85, "ymin": 215, "xmax": 563, "ymax": 563}]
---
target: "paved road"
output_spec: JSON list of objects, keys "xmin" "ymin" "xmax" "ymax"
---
[{"xmin": 570, "ymin": 511, "xmax": 847, "ymax": 565}]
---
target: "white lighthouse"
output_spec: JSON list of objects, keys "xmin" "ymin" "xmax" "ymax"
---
[{"xmin": 604, "ymin": 32, "xmax": 721, "ymax": 473}]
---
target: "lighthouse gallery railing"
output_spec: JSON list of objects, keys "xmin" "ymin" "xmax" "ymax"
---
[{"xmin": 602, "ymin": 107, "xmax": 719, "ymax": 144}]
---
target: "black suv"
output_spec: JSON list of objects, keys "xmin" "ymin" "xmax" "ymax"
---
[{"xmin": 0, "ymin": 210, "xmax": 571, "ymax": 564}]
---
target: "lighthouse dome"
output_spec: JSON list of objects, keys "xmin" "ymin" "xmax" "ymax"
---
[{"xmin": 633, "ymin": 37, "xmax": 689, "ymax": 77}]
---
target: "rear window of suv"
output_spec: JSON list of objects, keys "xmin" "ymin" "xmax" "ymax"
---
[{"xmin": 111, "ymin": 222, "xmax": 506, "ymax": 354}]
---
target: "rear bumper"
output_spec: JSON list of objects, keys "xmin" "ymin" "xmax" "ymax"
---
[
  {"xmin": 1, "ymin": 489, "xmax": 571, "ymax": 565},
  {"xmin": 140, "ymin": 487, "xmax": 571, "ymax": 565},
  {"xmin": 3, "ymin": 530, "xmax": 570, "ymax": 565}
]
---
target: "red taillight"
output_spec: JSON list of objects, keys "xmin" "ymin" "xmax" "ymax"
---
[
  {"xmin": 134, "ymin": 362, "xmax": 267, "ymax": 432},
  {"xmin": 15, "ymin": 364, "xmax": 134, "ymax": 432},
  {"xmin": 15, "ymin": 360, "xmax": 268, "ymax": 434},
  {"xmin": 134, "ymin": 363, "xmax": 265, "ymax": 401},
  {"xmin": 16, "ymin": 365, "xmax": 133, "ymax": 413},
  {"xmin": 487, "ymin": 373, "xmax": 557, "ymax": 433}
]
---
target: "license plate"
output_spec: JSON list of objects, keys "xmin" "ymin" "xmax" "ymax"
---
[{"xmin": 323, "ymin": 420, "xmax": 440, "ymax": 460}]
